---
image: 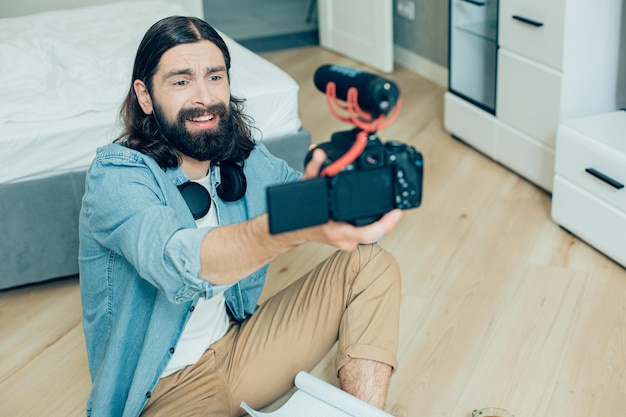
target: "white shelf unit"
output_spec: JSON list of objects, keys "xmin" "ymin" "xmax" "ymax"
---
[
  {"xmin": 444, "ymin": 0, "xmax": 623, "ymax": 192},
  {"xmin": 551, "ymin": 111, "xmax": 626, "ymax": 268}
]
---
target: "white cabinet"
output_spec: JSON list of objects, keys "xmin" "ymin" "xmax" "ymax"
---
[
  {"xmin": 444, "ymin": 0, "xmax": 623, "ymax": 192},
  {"xmin": 552, "ymin": 111, "xmax": 626, "ymax": 268}
]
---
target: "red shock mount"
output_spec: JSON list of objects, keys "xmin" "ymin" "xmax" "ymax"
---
[{"xmin": 320, "ymin": 82, "xmax": 402, "ymax": 177}]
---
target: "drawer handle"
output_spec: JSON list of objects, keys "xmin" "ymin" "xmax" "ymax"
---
[
  {"xmin": 585, "ymin": 168, "xmax": 625, "ymax": 190},
  {"xmin": 512, "ymin": 15, "xmax": 544, "ymax": 27},
  {"xmin": 460, "ymin": 0, "xmax": 486, "ymax": 6}
]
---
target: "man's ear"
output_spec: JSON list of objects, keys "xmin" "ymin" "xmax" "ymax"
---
[{"xmin": 134, "ymin": 79, "xmax": 154, "ymax": 115}]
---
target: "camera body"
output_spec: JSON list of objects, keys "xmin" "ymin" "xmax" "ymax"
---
[
  {"xmin": 309, "ymin": 128, "xmax": 423, "ymax": 226},
  {"xmin": 267, "ymin": 128, "xmax": 423, "ymax": 234}
]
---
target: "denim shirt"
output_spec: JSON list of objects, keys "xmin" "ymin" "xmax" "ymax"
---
[{"xmin": 79, "ymin": 143, "xmax": 301, "ymax": 417}]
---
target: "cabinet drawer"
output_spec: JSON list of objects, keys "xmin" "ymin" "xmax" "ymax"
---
[
  {"xmin": 444, "ymin": 92, "xmax": 496, "ymax": 157},
  {"xmin": 496, "ymin": 49, "xmax": 561, "ymax": 147},
  {"xmin": 498, "ymin": 0, "xmax": 565, "ymax": 70},
  {"xmin": 552, "ymin": 175, "xmax": 626, "ymax": 268},
  {"xmin": 496, "ymin": 122, "xmax": 555, "ymax": 191},
  {"xmin": 555, "ymin": 121, "xmax": 626, "ymax": 212}
]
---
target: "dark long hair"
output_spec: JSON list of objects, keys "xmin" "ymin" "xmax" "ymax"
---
[{"xmin": 115, "ymin": 16, "xmax": 255, "ymax": 168}]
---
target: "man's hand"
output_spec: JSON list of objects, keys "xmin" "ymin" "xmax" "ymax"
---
[
  {"xmin": 300, "ymin": 209, "xmax": 403, "ymax": 252},
  {"xmin": 297, "ymin": 144, "xmax": 403, "ymax": 251}
]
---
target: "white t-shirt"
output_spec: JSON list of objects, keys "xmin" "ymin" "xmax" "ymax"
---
[{"xmin": 161, "ymin": 174, "xmax": 231, "ymax": 378}]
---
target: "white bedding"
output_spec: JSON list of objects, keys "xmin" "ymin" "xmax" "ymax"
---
[{"xmin": 0, "ymin": 0, "xmax": 301, "ymax": 183}]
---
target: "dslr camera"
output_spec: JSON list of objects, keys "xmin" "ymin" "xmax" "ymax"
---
[{"xmin": 267, "ymin": 64, "xmax": 423, "ymax": 234}]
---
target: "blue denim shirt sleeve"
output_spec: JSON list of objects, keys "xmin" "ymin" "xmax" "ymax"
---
[{"xmin": 165, "ymin": 228, "xmax": 220, "ymax": 300}]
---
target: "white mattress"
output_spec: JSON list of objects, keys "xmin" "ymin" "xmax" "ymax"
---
[{"xmin": 0, "ymin": 0, "xmax": 301, "ymax": 183}]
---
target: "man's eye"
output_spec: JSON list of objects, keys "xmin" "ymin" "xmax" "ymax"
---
[
  {"xmin": 209, "ymin": 75, "xmax": 222, "ymax": 82},
  {"xmin": 175, "ymin": 80, "xmax": 187, "ymax": 86}
]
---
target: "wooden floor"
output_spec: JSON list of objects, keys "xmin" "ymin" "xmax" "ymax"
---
[{"xmin": 2, "ymin": 46, "xmax": 626, "ymax": 417}]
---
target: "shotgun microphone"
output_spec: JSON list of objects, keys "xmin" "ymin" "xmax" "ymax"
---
[{"xmin": 313, "ymin": 64, "xmax": 400, "ymax": 117}]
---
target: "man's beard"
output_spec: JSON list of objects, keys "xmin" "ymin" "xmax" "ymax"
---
[{"xmin": 153, "ymin": 101, "xmax": 235, "ymax": 162}]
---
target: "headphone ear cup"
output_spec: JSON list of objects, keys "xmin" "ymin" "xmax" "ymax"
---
[
  {"xmin": 217, "ymin": 160, "xmax": 247, "ymax": 202},
  {"xmin": 177, "ymin": 182, "xmax": 211, "ymax": 220}
]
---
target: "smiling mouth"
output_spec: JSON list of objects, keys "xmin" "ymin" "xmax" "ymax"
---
[
  {"xmin": 189, "ymin": 114, "xmax": 215, "ymax": 122},
  {"xmin": 186, "ymin": 113, "xmax": 219, "ymax": 129}
]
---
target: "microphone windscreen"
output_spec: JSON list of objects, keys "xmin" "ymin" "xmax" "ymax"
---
[{"xmin": 313, "ymin": 64, "xmax": 399, "ymax": 117}]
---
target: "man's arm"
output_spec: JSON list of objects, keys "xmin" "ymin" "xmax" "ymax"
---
[{"xmin": 198, "ymin": 149, "xmax": 403, "ymax": 285}]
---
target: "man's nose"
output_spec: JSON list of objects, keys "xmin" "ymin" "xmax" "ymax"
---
[{"xmin": 191, "ymin": 80, "xmax": 214, "ymax": 106}]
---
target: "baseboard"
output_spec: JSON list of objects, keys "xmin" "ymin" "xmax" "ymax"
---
[
  {"xmin": 239, "ymin": 30, "xmax": 319, "ymax": 53},
  {"xmin": 393, "ymin": 45, "xmax": 448, "ymax": 88}
]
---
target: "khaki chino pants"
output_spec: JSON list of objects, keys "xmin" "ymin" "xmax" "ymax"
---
[{"xmin": 142, "ymin": 244, "xmax": 401, "ymax": 417}]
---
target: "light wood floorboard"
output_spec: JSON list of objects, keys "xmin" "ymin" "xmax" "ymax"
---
[{"xmin": 1, "ymin": 46, "xmax": 625, "ymax": 417}]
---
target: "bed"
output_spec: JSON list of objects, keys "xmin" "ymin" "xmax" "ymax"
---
[{"xmin": 0, "ymin": 0, "xmax": 311, "ymax": 290}]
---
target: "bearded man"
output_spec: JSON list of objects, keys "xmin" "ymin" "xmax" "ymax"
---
[{"xmin": 79, "ymin": 15, "xmax": 403, "ymax": 417}]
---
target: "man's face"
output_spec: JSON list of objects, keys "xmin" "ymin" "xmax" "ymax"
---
[{"xmin": 134, "ymin": 40, "xmax": 233, "ymax": 161}]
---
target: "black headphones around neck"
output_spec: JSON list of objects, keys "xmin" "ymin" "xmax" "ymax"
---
[{"xmin": 177, "ymin": 160, "xmax": 247, "ymax": 220}]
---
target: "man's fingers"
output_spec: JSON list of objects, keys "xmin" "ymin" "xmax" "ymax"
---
[{"xmin": 303, "ymin": 148, "xmax": 327, "ymax": 179}]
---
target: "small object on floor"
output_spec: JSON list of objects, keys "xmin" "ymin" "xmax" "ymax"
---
[{"xmin": 471, "ymin": 407, "xmax": 515, "ymax": 417}]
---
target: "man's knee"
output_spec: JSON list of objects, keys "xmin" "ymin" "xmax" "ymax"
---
[{"xmin": 353, "ymin": 244, "xmax": 401, "ymax": 290}]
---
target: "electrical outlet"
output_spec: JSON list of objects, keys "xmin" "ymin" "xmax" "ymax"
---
[{"xmin": 397, "ymin": 0, "xmax": 415, "ymax": 21}]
